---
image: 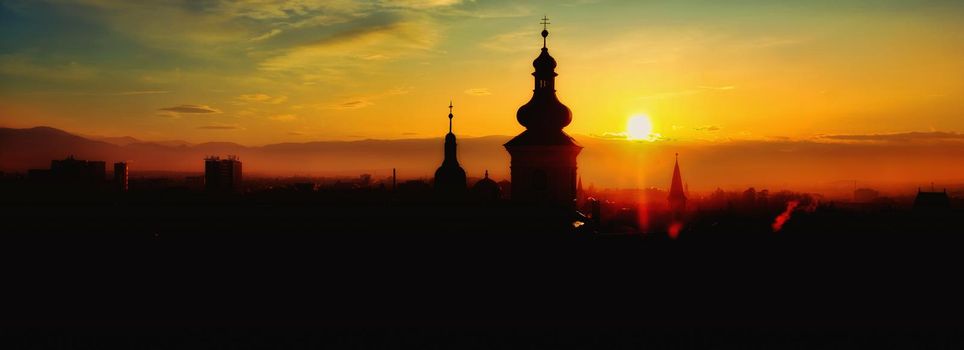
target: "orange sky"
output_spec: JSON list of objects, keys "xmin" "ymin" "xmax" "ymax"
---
[{"xmin": 3, "ymin": 1, "xmax": 964, "ymax": 144}]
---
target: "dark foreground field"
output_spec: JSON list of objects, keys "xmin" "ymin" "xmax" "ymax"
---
[{"xmin": 2, "ymin": 198, "xmax": 963, "ymax": 347}]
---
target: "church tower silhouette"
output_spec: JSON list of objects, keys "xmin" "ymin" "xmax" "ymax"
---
[
  {"xmin": 434, "ymin": 101, "xmax": 467, "ymax": 196},
  {"xmin": 668, "ymin": 153, "xmax": 687, "ymax": 218},
  {"xmin": 504, "ymin": 17, "xmax": 582, "ymax": 206}
]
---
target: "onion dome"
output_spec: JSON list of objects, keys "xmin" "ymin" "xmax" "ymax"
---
[
  {"xmin": 516, "ymin": 25, "xmax": 571, "ymax": 131},
  {"xmin": 472, "ymin": 170, "xmax": 501, "ymax": 200},
  {"xmin": 506, "ymin": 18, "xmax": 578, "ymax": 147}
]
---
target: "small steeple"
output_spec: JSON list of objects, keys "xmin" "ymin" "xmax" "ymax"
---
[
  {"xmin": 443, "ymin": 102, "xmax": 458, "ymax": 163},
  {"xmin": 669, "ymin": 153, "xmax": 687, "ymax": 214},
  {"xmin": 434, "ymin": 102, "xmax": 467, "ymax": 195},
  {"xmin": 670, "ymin": 153, "xmax": 685, "ymax": 197}
]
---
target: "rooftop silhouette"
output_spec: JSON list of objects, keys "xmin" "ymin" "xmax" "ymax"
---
[{"xmin": 433, "ymin": 101, "xmax": 467, "ymax": 197}]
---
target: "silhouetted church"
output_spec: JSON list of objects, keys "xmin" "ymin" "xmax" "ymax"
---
[
  {"xmin": 504, "ymin": 17, "xmax": 582, "ymax": 206},
  {"xmin": 471, "ymin": 170, "xmax": 501, "ymax": 201},
  {"xmin": 668, "ymin": 153, "xmax": 686, "ymax": 218},
  {"xmin": 434, "ymin": 102, "xmax": 467, "ymax": 196}
]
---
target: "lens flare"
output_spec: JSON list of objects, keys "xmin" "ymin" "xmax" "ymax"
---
[{"xmin": 772, "ymin": 200, "xmax": 800, "ymax": 232}]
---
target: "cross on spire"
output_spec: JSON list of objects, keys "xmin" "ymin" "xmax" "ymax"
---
[
  {"xmin": 540, "ymin": 15, "xmax": 550, "ymax": 48},
  {"xmin": 448, "ymin": 100, "xmax": 454, "ymax": 133}
]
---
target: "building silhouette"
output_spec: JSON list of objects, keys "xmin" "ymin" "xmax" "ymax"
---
[
  {"xmin": 668, "ymin": 153, "xmax": 686, "ymax": 218},
  {"xmin": 204, "ymin": 156, "xmax": 243, "ymax": 192},
  {"xmin": 49, "ymin": 155, "xmax": 106, "ymax": 183},
  {"xmin": 26, "ymin": 156, "xmax": 107, "ymax": 190},
  {"xmin": 113, "ymin": 162, "xmax": 128, "ymax": 192},
  {"xmin": 433, "ymin": 102, "xmax": 467, "ymax": 197},
  {"xmin": 504, "ymin": 18, "xmax": 582, "ymax": 206},
  {"xmin": 914, "ymin": 187, "xmax": 950, "ymax": 211},
  {"xmin": 471, "ymin": 170, "xmax": 501, "ymax": 201}
]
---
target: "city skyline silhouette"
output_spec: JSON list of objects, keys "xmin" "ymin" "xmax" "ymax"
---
[{"xmin": 2, "ymin": 2, "xmax": 964, "ymax": 347}]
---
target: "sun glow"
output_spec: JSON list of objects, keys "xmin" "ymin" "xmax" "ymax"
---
[{"xmin": 627, "ymin": 115, "xmax": 655, "ymax": 141}]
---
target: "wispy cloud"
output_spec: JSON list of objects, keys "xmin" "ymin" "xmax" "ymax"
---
[
  {"xmin": 197, "ymin": 125, "xmax": 238, "ymax": 130},
  {"xmin": 334, "ymin": 99, "xmax": 374, "ymax": 110},
  {"xmin": 464, "ymin": 88, "xmax": 491, "ymax": 96},
  {"xmin": 382, "ymin": 0, "xmax": 464, "ymax": 10},
  {"xmin": 324, "ymin": 86, "xmax": 412, "ymax": 110},
  {"xmin": 594, "ymin": 132, "xmax": 628, "ymax": 139},
  {"xmin": 159, "ymin": 104, "xmax": 221, "ymax": 114},
  {"xmin": 695, "ymin": 125, "xmax": 722, "ymax": 132},
  {"xmin": 592, "ymin": 131, "xmax": 664, "ymax": 142},
  {"xmin": 818, "ymin": 131, "xmax": 964, "ymax": 143},
  {"xmin": 250, "ymin": 28, "xmax": 282, "ymax": 42},
  {"xmin": 237, "ymin": 93, "xmax": 287, "ymax": 104},
  {"xmin": 259, "ymin": 18, "xmax": 439, "ymax": 73}
]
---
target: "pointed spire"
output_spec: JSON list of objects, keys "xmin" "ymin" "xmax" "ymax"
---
[
  {"xmin": 484, "ymin": 170, "xmax": 489, "ymax": 178},
  {"xmin": 669, "ymin": 153, "xmax": 686, "ymax": 200},
  {"xmin": 540, "ymin": 15, "xmax": 550, "ymax": 48},
  {"xmin": 668, "ymin": 153, "xmax": 687, "ymax": 215}
]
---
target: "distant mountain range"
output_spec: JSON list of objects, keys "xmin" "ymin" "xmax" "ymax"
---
[
  {"xmin": 2, "ymin": 126, "xmax": 962, "ymax": 194},
  {"xmin": 0, "ymin": 126, "xmax": 512, "ymax": 179}
]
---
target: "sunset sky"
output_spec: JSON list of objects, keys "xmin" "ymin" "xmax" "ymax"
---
[{"xmin": 2, "ymin": 0, "xmax": 963, "ymax": 145}]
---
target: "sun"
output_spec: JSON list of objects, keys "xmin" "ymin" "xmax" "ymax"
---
[{"xmin": 627, "ymin": 115, "xmax": 654, "ymax": 140}]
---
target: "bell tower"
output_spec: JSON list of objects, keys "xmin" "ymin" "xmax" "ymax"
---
[
  {"xmin": 434, "ymin": 101, "xmax": 467, "ymax": 196},
  {"xmin": 504, "ymin": 17, "xmax": 582, "ymax": 206}
]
